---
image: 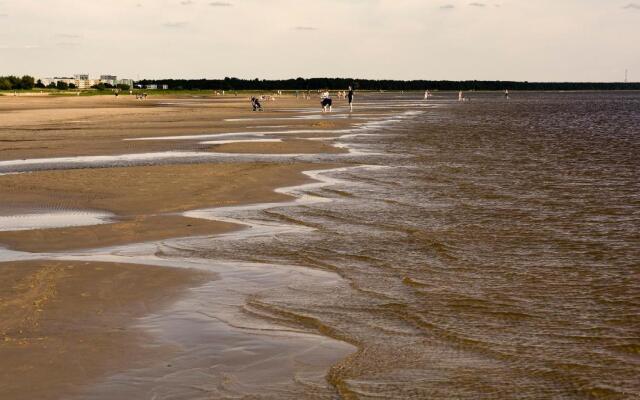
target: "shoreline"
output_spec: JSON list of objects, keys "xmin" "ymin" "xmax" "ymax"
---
[
  {"xmin": 0, "ymin": 163, "xmax": 365, "ymax": 399},
  {"xmin": 0, "ymin": 94, "xmax": 393, "ymax": 398}
]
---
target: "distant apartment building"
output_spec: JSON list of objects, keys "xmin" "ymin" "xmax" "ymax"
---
[
  {"xmin": 40, "ymin": 77, "xmax": 75, "ymax": 87},
  {"xmin": 100, "ymin": 75, "xmax": 117, "ymax": 86},
  {"xmin": 117, "ymin": 79, "xmax": 133, "ymax": 87},
  {"xmin": 69, "ymin": 74, "xmax": 91, "ymax": 89},
  {"xmin": 144, "ymin": 84, "xmax": 169, "ymax": 90},
  {"xmin": 39, "ymin": 74, "xmax": 135, "ymax": 89}
]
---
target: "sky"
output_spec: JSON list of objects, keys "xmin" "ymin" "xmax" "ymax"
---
[{"xmin": 0, "ymin": 0, "xmax": 638, "ymax": 81}]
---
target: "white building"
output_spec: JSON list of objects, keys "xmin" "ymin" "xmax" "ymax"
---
[
  {"xmin": 39, "ymin": 74, "xmax": 135, "ymax": 90},
  {"xmin": 117, "ymin": 79, "xmax": 134, "ymax": 87},
  {"xmin": 100, "ymin": 75, "xmax": 118, "ymax": 86},
  {"xmin": 40, "ymin": 77, "xmax": 75, "ymax": 87},
  {"xmin": 68, "ymin": 74, "xmax": 90, "ymax": 89}
]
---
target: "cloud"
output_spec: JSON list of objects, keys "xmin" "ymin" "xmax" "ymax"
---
[
  {"xmin": 622, "ymin": 3, "xmax": 640, "ymax": 9},
  {"xmin": 55, "ymin": 33, "xmax": 82, "ymax": 39},
  {"xmin": 180, "ymin": 0, "xmax": 194, "ymax": 5},
  {"xmin": 163, "ymin": 21, "xmax": 188, "ymax": 28},
  {"xmin": 469, "ymin": 2, "xmax": 486, "ymax": 7},
  {"xmin": 439, "ymin": 4, "xmax": 455, "ymax": 9},
  {"xmin": 0, "ymin": 44, "xmax": 40, "ymax": 49},
  {"xmin": 294, "ymin": 26, "xmax": 317, "ymax": 31},
  {"xmin": 0, "ymin": 13, "xmax": 8, "ymax": 17},
  {"xmin": 209, "ymin": 1, "xmax": 232, "ymax": 6}
]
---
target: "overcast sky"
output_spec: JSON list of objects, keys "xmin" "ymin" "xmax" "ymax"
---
[{"xmin": 0, "ymin": 0, "xmax": 638, "ymax": 81}]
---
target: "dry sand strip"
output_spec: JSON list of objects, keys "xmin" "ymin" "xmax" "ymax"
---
[
  {"xmin": 0, "ymin": 260, "xmax": 212, "ymax": 400},
  {"xmin": 0, "ymin": 162, "xmax": 343, "ymax": 252}
]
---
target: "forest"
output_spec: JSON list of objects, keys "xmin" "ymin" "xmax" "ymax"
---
[
  {"xmin": 136, "ymin": 77, "xmax": 640, "ymax": 91},
  {"xmin": 2, "ymin": 75, "xmax": 639, "ymax": 91}
]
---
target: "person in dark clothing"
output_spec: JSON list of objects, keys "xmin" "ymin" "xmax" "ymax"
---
[
  {"xmin": 321, "ymin": 91, "xmax": 332, "ymax": 112},
  {"xmin": 347, "ymin": 86, "xmax": 354, "ymax": 112},
  {"xmin": 251, "ymin": 97, "xmax": 263, "ymax": 111}
]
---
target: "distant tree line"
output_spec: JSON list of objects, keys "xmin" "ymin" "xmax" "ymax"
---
[
  {"xmin": 44, "ymin": 81, "xmax": 76, "ymax": 90},
  {"xmin": 135, "ymin": 77, "xmax": 640, "ymax": 91},
  {"xmin": 0, "ymin": 75, "xmax": 36, "ymax": 90},
  {"xmin": 2, "ymin": 75, "xmax": 639, "ymax": 92}
]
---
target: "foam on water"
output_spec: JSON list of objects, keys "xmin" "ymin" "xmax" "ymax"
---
[
  {"xmin": 125, "ymin": 129, "xmax": 351, "ymax": 141},
  {"xmin": 201, "ymin": 138, "xmax": 283, "ymax": 145}
]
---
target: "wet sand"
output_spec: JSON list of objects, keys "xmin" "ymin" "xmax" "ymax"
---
[
  {"xmin": 0, "ymin": 95, "xmax": 351, "ymax": 161},
  {"xmin": 0, "ymin": 94, "xmax": 360, "ymax": 398},
  {"xmin": 0, "ymin": 162, "xmax": 340, "ymax": 252},
  {"xmin": 0, "ymin": 260, "xmax": 211, "ymax": 400}
]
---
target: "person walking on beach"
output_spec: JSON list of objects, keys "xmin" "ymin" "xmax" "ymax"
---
[
  {"xmin": 321, "ymin": 90, "xmax": 332, "ymax": 112},
  {"xmin": 424, "ymin": 90, "xmax": 431, "ymax": 100},
  {"xmin": 458, "ymin": 91, "xmax": 464, "ymax": 102},
  {"xmin": 504, "ymin": 89, "xmax": 510, "ymax": 100},
  {"xmin": 347, "ymin": 86, "xmax": 354, "ymax": 112}
]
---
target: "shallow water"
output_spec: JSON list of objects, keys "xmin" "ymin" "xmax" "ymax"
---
[
  {"xmin": 0, "ymin": 210, "xmax": 113, "ymax": 231},
  {"xmin": 165, "ymin": 92, "xmax": 640, "ymax": 398}
]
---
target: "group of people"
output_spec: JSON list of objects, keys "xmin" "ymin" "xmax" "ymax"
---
[
  {"xmin": 250, "ymin": 86, "xmax": 511, "ymax": 112},
  {"xmin": 320, "ymin": 86, "xmax": 354, "ymax": 112},
  {"xmin": 421, "ymin": 89, "xmax": 511, "ymax": 102},
  {"xmin": 253, "ymin": 86, "xmax": 355, "ymax": 112},
  {"xmin": 456, "ymin": 89, "xmax": 510, "ymax": 102},
  {"xmin": 250, "ymin": 96, "xmax": 263, "ymax": 111}
]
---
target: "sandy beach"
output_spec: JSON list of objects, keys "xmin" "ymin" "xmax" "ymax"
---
[
  {"xmin": 0, "ymin": 93, "xmax": 361, "ymax": 399},
  {"xmin": 0, "ymin": 260, "xmax": 211, "ymax": 400}
]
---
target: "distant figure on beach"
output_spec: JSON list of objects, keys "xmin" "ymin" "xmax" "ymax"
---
[
  {"xmin": 458, "ymin": 91, "xmax": 464, "ymax": 102},
  {"xmin": 251, "ymin": 97, "xmax": 263, "ymax": 111},
  {"xmin": 504, "ymin": 89, "xmax": 510, "ymax": 100},
  {"xmin": 424, "ymin": 90, "xmax": 431, "ymax": 100},
  {"xmin": 347, "ymin": 86, "xmax": 354, "ymax": 112},
  {"xmin": 321, "ymin": 91, "xmax": 332, "ymax": 112}
]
